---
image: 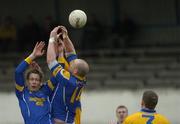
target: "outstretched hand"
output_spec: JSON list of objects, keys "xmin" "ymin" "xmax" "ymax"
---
[
  {"xmin": 59, "ymin": 26, "xmax": 68, "ymax": 39},
  {"xmin": 31, "ymin": 41, "xmax": 45, "ymax": 58},
  {"xmin": 49, "ymin": 26, "xmax": 62, "ymax": 42}
]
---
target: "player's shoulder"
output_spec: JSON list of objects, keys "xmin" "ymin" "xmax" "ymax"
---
[
  {"xmin": 124, "ymin": 112, "xmax": 142, "ymax": 122},
  {"xmin": 60, "ymin": 69, "xmax": 71, "ymax": 80},
  {"xmin": 155, "ymin": 113, "xmax": 171, "ymax": 123}
]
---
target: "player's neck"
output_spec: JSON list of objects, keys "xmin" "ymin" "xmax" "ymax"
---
[{"xmin": 141, "ymin": 108, "xmax": 156, "ymax": 113}]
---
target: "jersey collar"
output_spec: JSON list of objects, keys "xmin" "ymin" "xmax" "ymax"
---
[
  {"xmin": 141, "ymin": 108, "xmax": 156, "ymax": 113},
  {"xmin": 74, "ymin": 74, "xmax": 86, "ymax": 81}
]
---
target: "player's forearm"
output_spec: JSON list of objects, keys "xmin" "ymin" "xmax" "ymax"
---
[
  {"xmin": 28, "ymin": 53, "xmax": 36, "ymax": 61},
  {"xmin": 15, "ymin": 57, "xmax": 31, "ymax": 86},
  {"xmin": 47, "ymin": 41, "xmax": 57, "ymax": 64},
  {"xmin": 15, "ymin": 56, "xmax": 32, "ymax": 73},
  {"xmin": 64, "ymin": 36, "xmax": 76, "ymax": 54},
  {"xmin": 47, "ymin": 26, "xmax": 61, "ymax": 64},
  {"xmin": 58, "ymin": 50, "xmax": 64, "ymax": 58}
]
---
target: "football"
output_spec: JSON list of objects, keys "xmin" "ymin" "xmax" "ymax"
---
[{"xmin": 68, "ymin": 9, "xmax": 87, "ymax": 28}]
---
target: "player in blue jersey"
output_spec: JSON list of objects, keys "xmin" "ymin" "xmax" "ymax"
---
[
  {"xmin": 47, "ymin": 26, "xmax": 89, "ymax": 124},
  {"xmin": 15, "ymin": 41, "xmax": 58, "ymax": 124}
]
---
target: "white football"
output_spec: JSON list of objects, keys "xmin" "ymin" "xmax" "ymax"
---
[{"xmin": 69, "ymin": 10, "xmax": 87, "ymax": 28}]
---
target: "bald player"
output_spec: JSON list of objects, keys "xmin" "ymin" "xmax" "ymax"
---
[
  {"xmin": 47, "ymin": 26, "xmax": 89, "ymax": 124},
  {"xmin": 123, "ymin": 90, "xmax": 170, "ymax": 124}
]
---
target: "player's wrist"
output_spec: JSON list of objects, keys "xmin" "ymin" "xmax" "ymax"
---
[
  {"xmin": 29, "ymin": 54, "xmax": 36, "ymax": 60},
  {"xmin": 49, "ymin": 37, "xmax": 55, "ymax": 43},
  {"xmin": 48, "ymin": 60, "xmax": 58, "ymax": 70},
  {"xmin": 58, "ymin": 52, "xmax": 64, "ymax": 57},
  {"xmin": 25, "ymin": 55, "xmax": 34, "ymax": 64}
]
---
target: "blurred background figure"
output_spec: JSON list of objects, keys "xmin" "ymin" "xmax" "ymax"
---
[
  {"xmin": 110, "ymin": 105, "xmax": 128, "ymax": 124},
  {"xmin": 18, "ymin": 15, "xmax": 41, "ymax": 52},
  {"xmin": 0, "ymin": 16, "xmax": 17, "ymax": 52},
  {"xmin": 81, "ymin": 14, "xmax": 104, "ymax": 50},
  {"xmin": 41, "ymin": 15, "xmax": 57, "ymax": 43},
  {"xmin": 110, "ymin": 13, "xmax": 138, "ymax": 49}
]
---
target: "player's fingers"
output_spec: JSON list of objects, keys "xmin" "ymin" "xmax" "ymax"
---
[
  {"xmin": 41, "ymin": 50, "xmax": 45, "ymax": 55},
  {"xmin": 40, "ymin": 41, "xmax": 45, "ymax": 48},
  {"xmin": 36, "ymin": 41, "xmax": 42, "ymax": 47},
  {"xmin": 62, "ymin": 27, "xmax": 67, "ymax": 33},
  {"xmin": 34, "ymin": 42, "xmax": 39, "ymax": 49},
  {"xmin": 51, "ymin": 26, "xmax": 59, "ymax": 34},
  {"xmin": 57, "ymin": 32, "xmax": 62, "ymax": 38},
  {"xmin": 39, "ymin": 41, "xmax": 45, "ymax": 46},
  {"xmin": 54, "ymin": 26, "xmax": 61, "ymax": 32},
  {"xmin": 59, "ymin": 25, "xmax": 65, "ymax": 28},
  {"xmin": 38, "ymin": 41, "xmax": 45, "ymax": 49},
  {"xmin": 59, "ymin": 25, "xmax": 67, "ymax": 31}
]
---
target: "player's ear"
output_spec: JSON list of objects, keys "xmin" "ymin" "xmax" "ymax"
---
[
  {"xmin": 141, "ymin": 100, "xmax": 144, "ymax": 107},
  {"xmin": 73, "ymin": 68, "xmax": 78, "ymax": 75}
]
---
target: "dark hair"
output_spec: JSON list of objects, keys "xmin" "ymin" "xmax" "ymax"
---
[
  {"xmin": 142, "ymin": 90, "xmax": 158, "ymax": 109},
  {"xmin": 116, "ymin": 105, "xmax": 128, "ymax": 113},
  {"xmin": 26, "ymin": 68, "xmax": 44, "ymax": 82}
]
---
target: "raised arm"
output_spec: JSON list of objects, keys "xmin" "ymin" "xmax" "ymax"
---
[
  {"xmin": 47, "ymin": 26, "xmax": 74, "ymax": 86},
  {"xmin": 42, "ymin": 39, "xmax": 65, "ymax": 95},
  {"xmin": 47, "ymin": 26, "xmax": 61, "ymax": 65},
  {"xmin": 56, "ymin": 38, "xmax": 70, "ymax": 70},
  {"xmin": 60, "ymin": 26, "xmax": 76, "ymax": 54},
  {"xmin": 15, "ymin": 41, "xmax": 45, "ymax": 97},
  {"xmin": 59, "ymin": 26, "xmax": 77, "ymax": 65}
]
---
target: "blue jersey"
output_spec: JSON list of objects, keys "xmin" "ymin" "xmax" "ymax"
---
[
  {"xmin": 15, "ymin": 57, "xmax": 58, "ymax": 124},
  {"xmin": 50, "ymin": 58, "xmax": 86, "ymax": 123}
]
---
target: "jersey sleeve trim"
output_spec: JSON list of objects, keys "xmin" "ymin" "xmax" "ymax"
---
[
  {"xmin": 74, "ymin": 74, "xmax": 85, "ymax": 81},
  {"xmin": 53, "ymin": 65, "xmax": 63, "ymax": 76},
  {"xmin": 47, "ymin": 80, "xmax": 54, "ymax": 91},
  {"xmin": 66, "ymin": 53, "xmax": 77, "ymax": 63},
  {"xmin": 15, "ymin": 83, "xmax": 24, "ymax": 92},
  {"xmin": 60, "ymin": 69, "xmax": 70, "ymax": 80},
  {"xmin": 25, "ymin": 57, "xmax": 32, "ymax": 64}
]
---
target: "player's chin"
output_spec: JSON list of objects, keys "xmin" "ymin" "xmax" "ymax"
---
[{"xmin": 30, "ymin": 86, "xmax": 40, "ymax": 91}]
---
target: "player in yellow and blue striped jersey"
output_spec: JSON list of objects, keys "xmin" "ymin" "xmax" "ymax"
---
[
  {"xmin": 123, "ymin": 90, "xmax": 170, "ymax": 124},
  {"xmin": 47, "ymin": 26, "xmax": 89, "ymax": 124},
  {"xmin": 15, "ymin": 41, "xmax": 58, "ymax": 124},
  {"xmin": 55, "ymin": 28, "xmax": 83, "ymax": 124}
]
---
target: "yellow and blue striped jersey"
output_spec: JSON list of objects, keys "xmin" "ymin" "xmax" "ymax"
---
[
  {"xmin": 15, "ymin": 57, "xmax": 58, "ymax": 124},
  {"xmin": 123, "ymin": 108, "xmax": 170, "ymax": 124},
  {"xmin": 57, "ymin": 54, "xmax": 82, "ymax": 124},
  {"xmin": 50, "ymin": 56, "xmax": 85, "ymax": 124}
]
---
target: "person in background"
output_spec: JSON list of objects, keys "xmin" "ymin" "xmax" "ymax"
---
[
  {"xmin": 123, "ymin": 90, "xmax": 170, "ymax": 124},
  {"xmin": 110, "ymin": 105, "xmax": 128, "ymax": 124}
]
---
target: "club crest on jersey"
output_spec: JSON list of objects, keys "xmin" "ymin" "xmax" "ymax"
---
[{"xmin": 29, "ymin": 97, "xmax": 46, "ymax": 106}]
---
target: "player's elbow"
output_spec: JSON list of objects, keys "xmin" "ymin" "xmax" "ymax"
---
[
  {"xmin": 15, "ymin": 67, "xmax": 22, "ymax": 74},
  {"xmin": 46, "ymin": 56, "xmax": 53, "ymax": 65},
  {"xmin": 47, "ymin": 58, "xmax": 51, "ymax": 65}
]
